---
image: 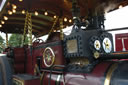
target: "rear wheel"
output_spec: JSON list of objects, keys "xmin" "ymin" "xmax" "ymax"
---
[
  {"xmin": 0, "ymin": 55, "xmax": 13, "ymax": 85},
  {"xmin": 0, "ymin": 64, "xmax": 3, "ymax": 85}
]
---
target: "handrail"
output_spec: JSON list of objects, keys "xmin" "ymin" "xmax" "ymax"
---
[
  {"xmin": 105, "ymin": 27, "xmax": 128, "ymax": 32},
  {"xmin": 48, "ymin": 65, "xmax": 65, "ymax": 85}
]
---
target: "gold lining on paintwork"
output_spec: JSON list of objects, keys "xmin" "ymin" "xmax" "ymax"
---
[
  {"xmin": 43, "ymin": 47, "xmax": 55, "ymax": 67},
  {"xmin": 104, "ymin": 63, "xmax": 118, "ymax": 85}
]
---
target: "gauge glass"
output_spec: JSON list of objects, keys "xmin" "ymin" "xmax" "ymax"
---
[
  {"xmin": 102, "ymin": 38, "xmax": 112, "ymax": 53},
  {"xmin": 94, "ymin": 40, "xmax": 101, "ymax": 51}
]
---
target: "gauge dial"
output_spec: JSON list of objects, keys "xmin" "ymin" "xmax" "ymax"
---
[
  {"xmin": 90, "ymin": 36, "xmax": 101, "ymax": 52},
  {"xmin": 94, "ymin": 40, "xmax": 101, "ymax": 51},
  {"xmin": 102, "ymin": 38, "xmax": 112, "ymax": 53}
]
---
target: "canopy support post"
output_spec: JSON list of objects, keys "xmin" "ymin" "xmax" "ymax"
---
[
  {"xmin": 6, "ymin": 33, "xmax": 8, "ymax": 48},
  {"xmin": 59, "ymin": 18, "xmax": 64, "ymax": 40},
  {"xmin": 22, "ymin": 11, "xmax": 32, "ymax": 46},
  {"xmin": 28, "ymin": 13, "xmax": 32, "ymax": 46},
  {"xmin": 22, "ymin": 11, "xmax": 28, "ymax": 46}
]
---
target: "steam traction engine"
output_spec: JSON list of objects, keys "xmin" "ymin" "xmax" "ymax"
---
[{"xmin": 1, "ymin": 0, "xmax": 128, "ymax": 85}]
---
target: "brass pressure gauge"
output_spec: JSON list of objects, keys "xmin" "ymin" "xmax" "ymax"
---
[
  {"xmin": 94, "ymin": 40, "xmax": 101, "ymax": 51},
  {"xmin": 102, "ymin": 38, "xmax": 112, "ymax": 53},
  {"xmin": 90, "ymin": 36, "xmax": 101, "ymax": 52}
]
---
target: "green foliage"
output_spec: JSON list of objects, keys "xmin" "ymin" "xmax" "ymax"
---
[
  {"xmin": 0, "ymin": 35, "xmax": 4, "ymax": 44},
  {"xmin": 9, "ymin": 34, "xmax": 29, "ymax": 47},
  {"xmin": 0, "ymin": 35, "xmax": 5, "ymax": 53}
]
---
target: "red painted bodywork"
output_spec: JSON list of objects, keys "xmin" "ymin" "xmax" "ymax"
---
[
  {"xmin": 13, "ymin": 48, "xmax": 26, "ymax": 73},
  {"xmin": 11, "ymin": 37, "xmax": 115, "ymax": 85},
  {"xmin": 26, "ymin": 33, "xmax": 65, "ymax": 75},
  {"xmin": 25, "ymin": 41, "xmax": 65, "ymax": 75},
  {"xmin": 12, "ymin": 33, "xmax": 119, "ymax": 85},
  {"xmin": 42, "ymin": 62, "xmax": 112, "ymax": 85},
  {"xmin": 13, "ymin": 74, "xmax": 40, "ymax": 85},
  {"xmin": 115, "ymin": 33, "xmax": 128, "ymax": 52},
  {"xmin": 12, "ymin": 38, "xmax": 114, "ymax": 85},
  {"xmin": 64, "ymin": 62, "xmax": 111, "ymax": 85}
]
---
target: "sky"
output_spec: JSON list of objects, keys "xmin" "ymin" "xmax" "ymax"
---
[
  {"xmin": 104, "ymin": 5, "xmax": 128, "ymax": 51},
  {"xmin": 0, "ymin": 5, "xmax": 128, "ymax": 42},
  {"xmin": 105, "ymin": 5, "xmax": 128, "ymax": 29},
  {"xmin": 0, "ymin": 0, "xmax": 6, "ymax": 11}
]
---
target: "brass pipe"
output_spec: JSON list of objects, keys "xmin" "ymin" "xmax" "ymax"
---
[{"xmin": 104, "ymin": 63, "xmax": 118, "ymax": 85}]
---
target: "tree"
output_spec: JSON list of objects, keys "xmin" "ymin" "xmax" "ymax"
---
[
  {"xmin": 0, "ymin": 35, "xmax": 5, "ymax": 52},
  {"xmin": 9, "ymin": 34, "xmax": 29, "ymax": 47}
]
